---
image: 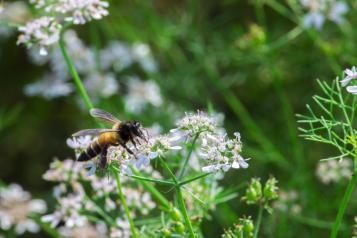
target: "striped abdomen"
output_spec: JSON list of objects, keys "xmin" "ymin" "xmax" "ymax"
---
[
  {"xmin": 77, "ymin": 132, "xmax": 120, "ymax": 161},
  {"xmin": 77, "ymin": 138, "xmax": 102, "ymax": 161}
]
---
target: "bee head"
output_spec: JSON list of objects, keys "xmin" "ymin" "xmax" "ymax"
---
[{"xmin": 131, "ymin": 121, "xmax": 147, "ymax": 141}]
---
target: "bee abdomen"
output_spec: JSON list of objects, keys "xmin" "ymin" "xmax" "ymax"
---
[{"xmin": 77, "ymin": 139, "xmax": 102, "ymax": 161}]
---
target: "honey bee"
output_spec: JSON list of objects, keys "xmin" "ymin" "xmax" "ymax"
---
[{"xmin": 72, "ymin": 108, "xmax": 147, "ymax": 168}]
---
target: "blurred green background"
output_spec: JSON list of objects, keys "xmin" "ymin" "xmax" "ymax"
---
[{"xmin": 1, "ymin": 0, "xmax": 357, "ymax": 237}]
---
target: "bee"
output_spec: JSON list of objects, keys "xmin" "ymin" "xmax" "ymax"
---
[{"xmin": 72, "ymin": 108, "xmax": 147, "ymax": 168}]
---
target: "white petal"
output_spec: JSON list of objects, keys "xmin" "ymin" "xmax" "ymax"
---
[
  {"xmin": 148, "ymin": 151, "xmax": 158, "ymax": 159},
  {"xmin": 238, "ymin": 159, "xmax": 249, "ymax": 169},
  {"xmin": 346, "ymin": 85, "xmax": 357, "ymax": 94},
  {"xmin": 169, "ymin": 145, "xmax": 182, "ymax": 150},
  {"xmin": 232, "ymin": 160, "xmax": 240, "ymax": 169}
]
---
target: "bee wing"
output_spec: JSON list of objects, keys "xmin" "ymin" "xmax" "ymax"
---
[
  {"xmin": 72, "ymin": 129, "xmax": 118, "ymax": 137},
  {"xmin": 90, "ymin": 108, "xmax": 121, "ymax": 125}
]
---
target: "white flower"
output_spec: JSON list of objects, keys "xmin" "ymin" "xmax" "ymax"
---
[
  {"xmin": 300, "ymin": 0, "xmax": 349, "ymax": 30},
  {"xmin": 328, "ymin": 1, "xmax": 348, "ymax": 24},
  {"xmin": 100, "ymin": 41, "xmax": 133, "ymax": 71},
  {"xmin": 124, "ymin": 77, "xmax": 163, "ymax": 113},
  {"xmin": 84, "ymin": 72, "xmax": 119, "ymax": 100},
  {"xmin": 42, "ymin": 193, "xmax": 87, "ymax": 228},
  {"xmin": 316, "ymin": 159, "xmax": 353, "ymax": 184},
  {"xmin": 24, "ymin": 74, "xmax": 73, "ymax": 99},
  {"xmin": 171, "ymin": 111, "xmax": 217, "ymax": 138},
  {"xmin": 0, "ymin": 184, "xmax": 47, "ymax": 235},
  {"xmin": 17, "ymin": 16, "xmax": 62, "ymax": 55},
  {"xmin": 200, "ymin": 132, "xmax": 249, "ymax": 174},
  {"xmin": 303, "ymin": 11, "xmax": 325, "ymax": 29},
  {"xmin": 340, "ymin": 66, "xmax": 357, "ymax": 94},
  {"xmin": 31, "ymin": 0, "xmax": 109, "ymax": 25},
  {"xmin": 341, "ymin": 66, "xmax": 357, "ymax": 86},
  {"xmin": 110, "ymin": 218, "xmax": 130, "ymax": 238},
  {"xmin": 139, "ymin": 135, "xmax": 182, "ymax": 160},
  {"xmin": 58, "ymin": 223, "xmax": 107, "ymax": 238},
  {"xmin": 346, "ymin": 86, "xmax": 357, "ymax": 94},
  {"xmin": 42, "ymin": 158, "xmax": 90, "ymax": 181},
  {"xmin": 132, "ymin": 43, "xmax": 158, "ymax": 73},
  {"xmin": 66, "ymin": 136, "xmax": 92, "ymax": 150}
]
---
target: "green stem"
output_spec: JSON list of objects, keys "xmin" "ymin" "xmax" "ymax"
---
[
  {"xmin": 178, "ymin": 133, "xmax": 199, "ymax": 179},
  {"xmin": 159, "ymin": 157, "xmax": 195, "ymax": 237},
  {"xmin": 113, "ymin": 169, "xmax": 137, "ymax": 238},
  {"xmin": 58, "ymin": 27, "xmax": 94, "ymax": 110},
  {"xmin": 330, "ymin": 154, "xmax": 357, "ymax": 238},
  {"xmin": 179, "ymin": 173, "xmax": 211, "ymax": 186},
  {"xmin": 129, "ymin": 174, "xmax": 175, "ymax": 186},
  {"xmin": 159, "ymin": 157, "xmax": 178, "ymax": 184},
  {"xmin": 131, "ymin": 169, "xmax": 171, "ymax": 210},
  {"xmin": 253, "ymin": 205, "xmax": 264, "ymax": 238},
  {"xmin": 177, "ymin": 186, "xmax": 196, "ymax": 238}
]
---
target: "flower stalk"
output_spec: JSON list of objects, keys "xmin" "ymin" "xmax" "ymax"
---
[
  {"xmin": 330, "ymin": 154, "xmax": 357, "ymax": 238},
  {"xmin": 253, "ymin": 204, "xmax": 264, "ymax": 238},
  {"xmin": 178, "ymin": 133, "xmax": 199, "ymax": 179},
  {"xmin": 113, "ymin": 169, "xmax": 137, "ymax": 238},
  {"xmin": 58, "ymin": 26, "xmax": 93, "ymax": 110}
]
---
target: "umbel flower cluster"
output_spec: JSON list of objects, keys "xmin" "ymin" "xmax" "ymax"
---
[
  {"xmin": 0, "ymin": 184, "xmax": 47, "ymax": 235},
  {"xmin": 41, "ymin": 158, "xmax": 157, "ymax": 237},
  {"xmin": 68, "ymin": 111, "xmax": 249, "ymax": 175},
  {"xmin": 24, "ymin": 30, "xmax": 161, "ymax": 113},
  {"xmin": 17, "ymin": 0, "xmax": 109, "ymax": 55}
]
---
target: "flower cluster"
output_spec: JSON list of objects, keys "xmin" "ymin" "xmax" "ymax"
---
[
  {"xmin": 272, "ymin": 190, "xmax": 301, "ymax": 215},
  {"xmin": 30, "ymin": 0, "xmax": 109, "ymax": 25},
  {"xmin": 340, "ymin": 66, "xmax": 357, "ymax": 94},
  {"xmin": 23, "ymin": 30, "xmax": 162, "ymax": 110},
  {"xmin": 200, "ymin": 132, "xmax": 249, "ymax": 173},
  {"xmin": 316, "ymin": 159, "xmax": 352, "ymax": 184},
  {"xmin": 16, "ymin": 0, "xmax": 109, "ymax": 54},
  {"xmin": 41, "ymin": 158, "xmax": 156, "ymax": 236},
  {"xmin": 17, "ymin": 16, "xmax": 62, "ymax": 55},
  {"xmin": 300, "ymin": 0, "xmax": 349, "ymax": 29},
  {"xmin": 0, "ymin": 184, "xmax": 47, "ymax": 235},
  {"xmin": 124, "ymin": 77, "xmax": 163, "ymax": 113},
  {"xmin": 171, "ymin": 111, "xmax": 217, "ymax": 137}
]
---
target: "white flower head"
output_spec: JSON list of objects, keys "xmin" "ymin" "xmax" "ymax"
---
[
  {"xmin": 0, "ymin": 184, "xmax": 47, "ymax": 235},
  {"xmin": 24, "ymin": 74, "xmax": 73, "ymax": 99},
  {"xmin": 17, "ymin": 16, "xmax": 62, "ymax": 55},
  {"xmin": 124, "ymin": 77, "xmax": 163, "ymax": 113},
  {"xmin": 139, "ymin": 134, "xmax": 182, "ymax": 160},
  {"xmin": 200, "ymin": 132, "xmax": 249, "ymax": 174},
  {"xmin": 316, "ymin": 159, "xmax": 353, "ymax": 184},
  {"xmin": 31, "ymin": 0, "xmax": 109, "ymax": 25},
  {"xmin": 42, "ymin": 158, "xmax": 91, "ymax": 182},
  {"xmin": 42, "ymin": 193, "xmax": 87, "ymax": 228},
  {"xmin": 84, "ymin": 72, "xmax": 119, "ymax": 101},
  {"xmin": 171, "ymin": 111, "xmax": 217, "ymax": 138}
]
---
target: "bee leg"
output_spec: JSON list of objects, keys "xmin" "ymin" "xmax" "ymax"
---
[
  {"xmin": 99, "ymin": 146, "xmax": 108, "ymax": 169},
  {"xmin": 129, "ymin": 135, "xmax": 137, "ymax": 149},
  {"xmin": 120, "ymin": 142, "xmax": 137, "ymax": 159}
]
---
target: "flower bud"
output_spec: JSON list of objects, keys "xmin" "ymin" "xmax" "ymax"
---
[
  {"xmin": 263, "ymin": 177, "xmax": 279, "ymax": 201},
  {"xmin": 170, "ymin": 207, "xmax": 182, "ymax": 221},
  {"xmin": 243, "ymin": 178, "xmax": 262, "ymax": 204}
]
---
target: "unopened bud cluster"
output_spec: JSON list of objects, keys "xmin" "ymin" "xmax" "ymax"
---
[
  {"xmin": 242, "ymin": 177, "xmax": 279, "ymax": 212},
  {"xmin": 222, "ymin": 217, "xmax": 254, "ymax": 238}
]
